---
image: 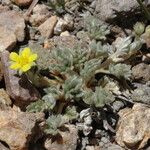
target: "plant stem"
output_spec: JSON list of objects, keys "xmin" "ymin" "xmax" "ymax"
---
[
  {"xmin": 95, "ymin": 68, "xmax": 110, "ymax": 74},
  {"xmin": 25, "ymin": 0, "xmax": 39, "ymax": 16}
]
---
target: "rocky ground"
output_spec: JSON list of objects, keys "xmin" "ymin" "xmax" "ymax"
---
[{"xmin": 0, "ymin": 0, "xmax": 150, "ymax": 150}]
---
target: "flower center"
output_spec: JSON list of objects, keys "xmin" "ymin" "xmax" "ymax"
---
[{"xmin": 19, "ymin": 56, "xmax": 29, "ymax": 66}]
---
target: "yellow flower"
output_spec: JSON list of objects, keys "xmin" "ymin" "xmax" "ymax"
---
[{"xmin": 9, "ymin": 47, "xmax": 38, "ymax": 73}]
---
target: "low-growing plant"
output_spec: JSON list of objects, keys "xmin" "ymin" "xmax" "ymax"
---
[
  {"xmin": 10, "ymin": 15, "xmax": 144, "ymax": 136},
  {"xmin": 84, "ymin": 15, "xmax": 110, "ymax": 40},
  {"xmin": 46, "ymin": 0, "xmax": 66, "ymax": 15}
]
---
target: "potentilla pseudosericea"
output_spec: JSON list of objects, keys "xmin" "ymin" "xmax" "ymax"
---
[{"xmin": 9, "ymin": 47, "xmax": 38, "ymax": 73}]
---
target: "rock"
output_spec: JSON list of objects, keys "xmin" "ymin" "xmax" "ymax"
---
[
  {"xmin": 116, "ymin": 103, "xmax": 150, "ymax": 149},
  {"xmin": 28, "ymin": 26, "xmax": 37, "ymax": 40},
  {"xmin": 0, "ymin": 26, "xmax": 16, "ymax": 52},
  {"xmin": 112, "ymin": 100, "xmax": 125, "ymax": 112},
  {"xmin": 76, "ymin": 31, "xmax": 90, "ymax": 42},
  {"xmin": 0, "ymin": 107, "xmax": 44, "ymax": 150},
  {"xmin": 146, "ymin": 146, "xmax": 150, "ymax": 150},
  {"xmin": 142, "ymin": 53, "xmax": 150, "ymax": 63},
  {"xmin": 0, "ymin": 5, "xmax": 10, "ymax": 12},
  {"xmin": 43, "ymin": 39, "xmax": 55, "ymax": 49},
  {"xmin": 53, "ymin": 35, "xmax": 78, "ymax": 49},
  {"xmin": 132, "ymin": 63, "xmax": 150, "ymax": 83},
  {"xmin": 141, "ymin": 25, "xmax": 150, "ymax": 48},
  {"xmin": 29, "ymin": 4, "xmax": 51, "ymax": 26},
  {"xmin": 1, "ymin": 0, "xmax": 12, "ymax": 5},
  {"xmin": 107, "ymin": 144, "xmax": 123, "ymax": 150},
  {"xmin": 0, "ymin": 10, "xmax": 25, "ymax": 42},
  {"xmin": 63, "ymin": 14, "xmax": 74, "ymax": 29},
  {"xmin": 44, "ymin": 124, "xmax": 78, "ymax": 150},
  {"xmin": 1, "ymin": 50, "xmax": 40, "ymax": 109},
  {"xmin": 0, "ymin": 88, "xmax": 12, "ymax": 107},
  {"xmin": 60, "ymin": 31, "xmax": 70, "ymax": 36},
  {"xmin": 95, "ymin": 0, "xmax": 150, "ymax": 21},
  {"xmin": 38, "ymin": 16, "xmax": 58, "ymax": 38},
  {"xmin": 90, "ymin": 1, "xmax": 96, "ymax": 9},
  {"xmin": 111, "ymin": 26, "xmax": 132, "ymax": 38},
  {"xmin": 101, "ymin": 137, "xmax": 110, "ymax": 144},
  {"xmin": 54, "ymin": 14, "xmax": 74, "ymax": 35},
  {"xmin": 0, "ymin": 61, "xmax": 3, "ymax": 81},
  {"xmin": 77, "ymin": 108, "xmax": 93, "ymax": 136},
  {"xmin": 99, "ymin": 136, "xmax": 112, "ymax": 149},
  {"xmin": 131, "ymin": 84, "xmax": 150, "ymax": 105},
  {"xmin": 10, "ymin": 0, "xmax": 32, "ymax": 6},
  {"xmin": 86, "ymin": 146, "xmax": 101, "ymax": 150},
  {"xmin": 99, "ymin": 141, "xmax": 123, "ymax": 150},
  {"xmin": 0, "ymin": 142, "xmax": 9, "ymax": 150}
]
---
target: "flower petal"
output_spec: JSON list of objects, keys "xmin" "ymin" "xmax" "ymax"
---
[
  {"xmin": 21, "ymin": 47, "xmax": 31, "ymax": 58},
  {"xmin": 29, "ymin": 54, "xmax": 38, "ymax": 62},
  {"xmin": 9, "ymin": 52, "xmax": 19, "ymax": 62},
  {"xmin": 21, "ymin": 64, "xmax": 31, "ymax": 72},
  {"xmin": 10, "ymin": 63, "xmax": 21, "ymax": 70}
]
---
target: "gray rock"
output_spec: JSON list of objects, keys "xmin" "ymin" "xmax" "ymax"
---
[
  {"xmin": 54, "ymin": 18, "xmax": 67, "ymax": 34},
  {"xmin": 116, "ymin": 103, "xmax": 150, "ymax": 149},
  {"xmin": 0, "ymin": 142, "xmax": 9, "ymax": 150},
  {"xmin": 131, "ymin": 84, "xmax": 150, "ymax": 105},
  {"xmin": 101, "ymin": 137, "xmax": 109, "ymax": 144},
  {"xmin": 44, "ymin": 124, "xmax": 78, "ymax": 150},
  {"xmin": 0, "ymin": 107, "xmax": 44, "ymax": 150},
  {"xmin": 86, "ymin": 146, "xmax": 101, "ymax": 150},
  {"xmin": 142, "ymin": 53, "xmax": 150, "ymax": 63},
  {"xmin": 53, "ymin": 35, "xmax": 78, "ymax": 49},
  {"xmin": 146, "ymin": 146, "xmax": 150, "ymax": 150},
  {"xmin": 29, "ymin": 4, "xmax": 51, "ymax": 26},
  {"xmin": 0, "ymin": 5, "xmax": 9, "ymax": 12},
  {"xmin": 77, "ymin": 108, "xmax": 93, "ymax": 136},
  {"xmin": 132, "ymin": 63, "xmax": 150, "ymax": 83},
  {"xmin": 0, "ymin": 26, "xmax": 16, "ymax": 52},
  {"xmin": 1, "ymin": 0, "xmax": 12, "ymax": 5},
  {"xmin": 0, "ymin": 88, "xmax": 12, "ymax": 107},
  {"xmin": 112, "ymin": 100, "xmax": 125, "ymax": 112},
  {"xmin": 60, "ymin": 31, "xmax": 70, "ymax": 36},
  {"xmin": 1, "ymin": 50, "xmax": 40, "ymax": 109},
  {"xmin": 95, "ymin": 0, "xmax": 150, "ymax": 21},
  {"xmin": 76, "ymin": 31, "xmax": 90, "ymax": 43},
  {"xmin": 38, "ymin": 16, "xmax": 58, "ymax": 38},
  {"xmin": 0, "ymin": 10, "xmax": 25, "ymax": 42},
  {"xmin": 100, "ymin": 142, "xmax": 124, "ymax": 150},
  {"xmin": 107, "ymin": 144, "xmax": 124, "ymax": 150},
  {"xmin": 54, "ymin": 14, "xmax": 74, "ymax": 35},
  {"xmin": 81, "ymin": 137, "xmax": 89, "ymax": 150}
]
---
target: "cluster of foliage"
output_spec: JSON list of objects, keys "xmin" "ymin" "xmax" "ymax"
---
[
  {"xmin": 45, "ymin": 0, "xmax": 66, "ymax": 14},
  {"xmin": 44, "ymin": 0, "xmax": 91, "ymax": 15},
  {"xmin": 20, "ymin": 15, "xmax": 145, "ymax": 136}
]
